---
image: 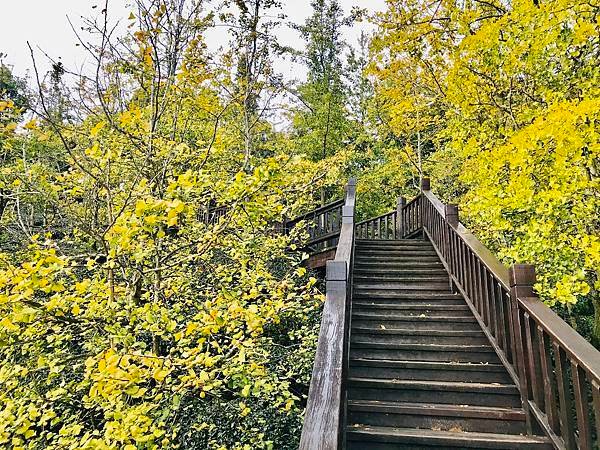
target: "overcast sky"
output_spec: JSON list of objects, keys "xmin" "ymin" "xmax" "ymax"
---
[{"xmin": 1, "ymin": 0, "xmax": 386, "ymax": 83}]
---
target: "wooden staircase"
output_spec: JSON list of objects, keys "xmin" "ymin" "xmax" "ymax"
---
[
  {"xmin": 346, "ymin": 238, "xmax": 552, "ymax": 449},
  {"xmin": 297, "ymin": 178, "xmax": 600, "ymax": 450}
]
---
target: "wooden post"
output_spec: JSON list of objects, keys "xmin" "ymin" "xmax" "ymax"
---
[
  {"xmin": 509, "ymin": 264, "xmax": 536, "ymax": 434},
  {"xmin": 509, "ymin": 264, "xmax": 536, "ymax": 298},
  {"xmin": 397, "ymin": 196, "xmax": 406, "ymax": 238},
  {"xmin": 342, "ymin": 178, "xmax": 356, "ymax": 228},
  {"xmin": 445, "ymin": 204, "xmax": 459, "ymax": 228},
  {"xmin": 421, "ymin": 177, "xmax": 431, "ymax": 191}
]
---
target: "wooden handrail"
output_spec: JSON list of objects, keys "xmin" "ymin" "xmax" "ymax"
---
[
  {"xmin": 285, "ymin": 198, "xmax": 345, "ymax": 252},
  {"xmin": 299, "ymin": 178, "xmax": 356, "ymax": 450},
  {"xmin": 409, "ymin": 178, "xmax": 600, "ymax": 450},
  {"xmin": 285, "ymin": 198, "xmax": 345, "ymax": 227}
]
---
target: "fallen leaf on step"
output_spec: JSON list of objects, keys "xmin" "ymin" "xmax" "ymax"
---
[{"xmin": 380, "ymin": 324, "xmax": 386, "ymax": 330}]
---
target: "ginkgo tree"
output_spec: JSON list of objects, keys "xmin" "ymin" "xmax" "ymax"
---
[
  {"xmin": 0, "ymin": 1, "xmax": 329, "ymax": 449},
  {"xmin": 371, "ymin": 0, "xmax": 600, "ymax": 343}
]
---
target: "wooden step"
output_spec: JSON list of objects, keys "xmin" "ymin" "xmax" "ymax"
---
[
  {"xmin": 352, "ymin": 292, "xmax": 462, "ymax": 301},
  {"xmin": 352, "ymin": 317, "xmax": 481, "ymax": 332},
  {"xmin": 350, "ymin": 342, "xmax": 500, "ymax": 363},
  {"xmin": 353, "ymin": 298, "xmax": 466, "ymax": 307},
  {"xmin": 356, "ymin": 255, "xmax": 442, "ymax": 263},
  {"xmin": 346, "ymin": 425, "xmax": 553, "ymax": 449},
  {"xmin": 352, "ymin": 311, "xmax": 474, "ymax": 321},
  {"xmin": 354, "ymin": 283, "xmax": 450, "ymax": 292},
  {"xmin": 347, "ymin": 400, "xmax": 527, "ymax": 434},
  {"xmin": 356, "ymin": 249, "xmax": 439, "ymax": 257},
  {"xmin": 351, "ymin": 329, "xmax": 488, "ymax": 345},
  {"xmin": 353, "ymin": 303, "xmax": 468, "ymax": 316},
  {"xmin": 356, "ymin": 239, "xmax": 431, "ymax": 246},
  {"xmin": 354, "ymin": 268, "xmax": 449, "ymax": 276},
  {"xmin": 349, "ymin": 358, "xmax": 512, "ymax": 383},
  {"xmin": 355, "ymin": 261, "xmax": 445, "ymax": 269},
  {"xmin": 347, "ymin": 378, "xmax": 522, "ymax": 408},
  {"xmin": 353, "ymin": 275, "xmax": 449, "ymax": 283}
]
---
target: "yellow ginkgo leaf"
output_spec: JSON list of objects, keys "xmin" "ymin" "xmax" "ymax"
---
[
  {"xmin": 90, "ymin": 121, "xmax": 105, "ymax": 137},
  {"xmin": 1, "ymin": 317, "xmax": 20, "ymax": 332}
]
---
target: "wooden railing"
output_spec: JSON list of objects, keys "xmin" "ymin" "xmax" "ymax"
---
[
  {"xmin": 412, "ymin": 178, "xmax": 600, "ymax": 450},
  {"xmin": 355, "ymin": 210, "xmax": 398, "ymax": 239},
  {"xmin": 299, "ymin": 178, "xmax": 356, "ymax": 450},
  {"xmin": 285, "ymin": 198, "xmax": 345, "ymax": 252},
  {"xmin": 199, "ymin": 204, "xmax": 229, "ymax": 224}
]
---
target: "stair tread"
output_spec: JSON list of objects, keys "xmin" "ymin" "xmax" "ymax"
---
[
  {"xmin": 351, "ymin": 327, "xmax": 482, "ymax": 335},
  {"xmin": 353, "ymin": 303, "xmax": 468, "ymax": 310},
  {"xmin": 354, "ymin": 292, "xmax": 461, "ymax": 298},
  {"xmin": 346, "ymin": 425, "xmax": 552, "ymax": 445},
  {"xmin": 348, "ymin": 377, "xmax": 517, "ymax": 392},
  {"xmin": 349, "ymin": 358, "xmax": 507, "ymax": 371},
  {"xmin": 353, "ymin": 312, "xmax": 475, "ymax": 320},
  {"xmin": 351, "ymin": 342, "xmax": 495, "ymax": 351},
  {"xmin": 347, "ymin": 400, "xmax": 525, "ymax": 419}
]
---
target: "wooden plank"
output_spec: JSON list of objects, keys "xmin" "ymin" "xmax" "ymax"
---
[
  {"xmin": 592, "ymin": 380, "xmax": 600, "ymax": 442},
  {"xmin": 299, "ymin": 262, "xmax": 347, "ymax": 450},
  {"xmin": 495, "ymin": 280, "xmax": 507, "ymax": 354},
  {"xmin": 537, "ymin": 326, "xmax": 560, "ymax": 433},
  {"xmin": 300, "ymin": 178, "xmax": 355, "ymax": 449},
  {"xmin": 572, "ymin": 361, "xmax": 593, "ymax": 450},
  {"xmin": 553, "ymin": 343, "xmax": 577, "ymax": 450},
  {"xmin": 524, "ymin": 313, "xmax": 543, "ymax": 407}
]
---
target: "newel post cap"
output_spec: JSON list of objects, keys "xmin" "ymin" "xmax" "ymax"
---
[
  {"xmin": 421, "ymin": 177, "xmax": 431, "ymax": 191},
  {"xmin": 444, "ymin": 204, "xmax": 459, "ymax": 227},
  {"xmin": 508, "ymin": 264, "xmax": 536, "ymax": 288}
]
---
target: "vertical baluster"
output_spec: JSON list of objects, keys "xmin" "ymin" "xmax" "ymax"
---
[
  {"xmin": 592, "ymin": 380, "xmax": 600, "ymax": 443},
  {"xmin": 465, "ymin": 250, "xmax": 474, "ymax": 304},
  {"xmin": 554, "ymin": 344, "xmax": 577, "ymax": 449},
  {"xmin": 537, "ymin": 327, "xmax": 560, "ymax": 433},
  {"xmin": 480, "ymin": 264, "xmax": 490, "ymax": 328},
  {"xmin": 572, "ymin": 362, "xmax": 593, "ymax": 450},
  {"xmin": 459, "ymin": 241, "xmax": 467, "ymax": 293},
  {"xmin": 484, "ymin": 270, "xmax": 495, "ymax": 336},
  {"xmin": 524, "ymin": 313, "xmax": 544, "ymax": 409},
  {"xmin": 472, "ymin": 253, "xmax": 480, "ymax": 312},
  {"xmin": 474, "ymin": 258, "xmax": 484, "ymax": 321},
  {"xmin": 464, "ymin": 244, "xmax": 471, "ymax": 298},
  {"xmin": 386, "ymin": 215, "xmax": 389, "ymax": 240},
  {"xmin": 378, "ymin": 217, "xmax": 382, "ymax": 239},
  {"xmin": 494, "ymin": 281, "xmax": 506, "ymax": 353},
  {"xmin": 450, "ymin": 230, "xmax": 457, "ymax": 282},
  {"xmin": 504, "ymin": 289, "xmax": 515, "ymax": 364}
]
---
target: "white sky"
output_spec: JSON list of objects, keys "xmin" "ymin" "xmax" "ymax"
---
[{"xmin": 0, "ymin": 0, "xmax": 386, "ymax": 83}]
